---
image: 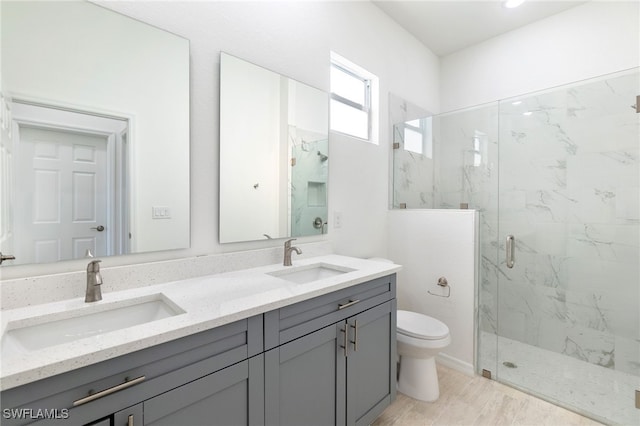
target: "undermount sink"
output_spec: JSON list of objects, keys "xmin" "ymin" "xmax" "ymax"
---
[
  {"xmin": 1, "ymin": 294, "xmax": 184, "ymax": 356},
  {"xmin": 267, "ymin": 263, "xmax": 356, "ymax": 284}
]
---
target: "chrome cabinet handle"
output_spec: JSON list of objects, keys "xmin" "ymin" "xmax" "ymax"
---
[
  {"xmin": 350, "ymin": 320, "xmax": 358, "ymax": 352},
  {"xmin": 338, "ymin": 299, "xmax": 360, "ymax": 310},
  {"xmin": 73, "ymin": 376, "xmax": 145, "ymax": 406},
  {"xmin": 506, "ymin": 235, "xmax": 515, "ymax": 269},
  {"xmin": 128, "ymin": 414, "xmax": 134, "ymax": 426},
  {"xmin": 340, "ymin": 326, "xmax": 349, "ymax": 357}
]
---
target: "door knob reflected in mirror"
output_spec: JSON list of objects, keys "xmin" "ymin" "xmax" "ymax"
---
[
  {"xmin": 91, "ymin": 225, "xmax": 105, "ymax": 232},
  {"xmin": 0, "ymin": 252, "xmax": 16, "ymax": 265}
]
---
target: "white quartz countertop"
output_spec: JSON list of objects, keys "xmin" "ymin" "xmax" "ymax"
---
[{"xmin": 0, "ymin": 255, "xmax": 400, "ymax": 391}]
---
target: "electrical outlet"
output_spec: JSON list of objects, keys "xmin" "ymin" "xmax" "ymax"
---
[{"xmin": 333, "ymin": 211, "xmax": 343, "ymax": 229}]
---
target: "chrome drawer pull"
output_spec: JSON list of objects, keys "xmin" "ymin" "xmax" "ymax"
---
[
  {"xmin": 338, "ymin": 299, "xmax": 360, "ymax": 310},
  {"xmin": 73, "ymin": 375, "xmax": 146, "ymax": 406}
]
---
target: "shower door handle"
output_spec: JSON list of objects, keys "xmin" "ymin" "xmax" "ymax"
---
[{"xmin": 506, "ymin": 235, "xmax": 515, "ymax": 269}]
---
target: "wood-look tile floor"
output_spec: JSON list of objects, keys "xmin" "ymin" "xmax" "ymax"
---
[{"xmin": 372, "ymin": 364, "xmax": 604, "ymax": 426}]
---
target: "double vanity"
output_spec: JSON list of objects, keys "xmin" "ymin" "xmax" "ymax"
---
[
  {"xmin": 1, "ymin": 255, "xmax": 400, "ymax": 426},
  {"xmin": 2, "ymin": 3, "xmax": 397, "ymax": 425}
]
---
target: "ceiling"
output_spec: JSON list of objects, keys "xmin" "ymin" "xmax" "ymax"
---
[{"xmin": 372, "ymin": 0, "xmax": 588, "ymax": 56}]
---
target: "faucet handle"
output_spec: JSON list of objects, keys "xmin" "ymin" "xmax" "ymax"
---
[
  {"xmin": 284, "ymin": 238, "xmax": 296, "ymax": 247},
  {"xmin": 87, "ymin": 259, "xmax": 102, "ymax": 271}
]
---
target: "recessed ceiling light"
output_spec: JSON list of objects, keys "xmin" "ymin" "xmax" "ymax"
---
[{"xmin": 503, "ymin": 0, "xmax": 526, "ymax": 9}]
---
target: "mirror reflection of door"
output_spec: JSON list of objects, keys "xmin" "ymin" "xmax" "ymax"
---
[
  {"xmin": 11, "ymin": 101, "xmax": 128, "ymax": 263},
  {"xmin": 17, "ymin": 127, "xmax": 108, "ymax": 263},
  {"xmin": 0, "ymin": 96, "xmax": 15, "ymax": 260}
]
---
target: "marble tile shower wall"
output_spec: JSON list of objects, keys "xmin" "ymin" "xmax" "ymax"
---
[
  {"xmin": 427, "ymin": 70, "xmax": 639, "ymax": 377},
  {"xmin": 392, "ymin": 126, "xmax": 435, "ymax": 208},
  {"xmin": 290, "ymin": 136, "xmax": 328, "ymax": 237},
  {"xmin": 496, "ymin": 72, "xmax": 639, "ymax": 376}
]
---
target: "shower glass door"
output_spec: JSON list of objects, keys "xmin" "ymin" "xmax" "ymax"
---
[{"xmin": 493, "ymin": 69, "xmax": 639, "ymax": 425}]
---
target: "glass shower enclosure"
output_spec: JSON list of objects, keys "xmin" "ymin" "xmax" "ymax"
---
[{"xmin": 393, "ymin": 68, "xmax": 639, "ymax": 425}]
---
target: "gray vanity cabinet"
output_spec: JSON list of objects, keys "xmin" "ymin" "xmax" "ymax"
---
[
  {"xmin": 143, "ymin": 355, "xmax": 264, "ymax": 426},
  {"xmin": 2, "ymin": 273, "xmax": 396, "ymax": 426},
  {"xmin": 103, "ymin": 357, "xmax": 264, "ymax": 426},
  {"xmin": 264, "ymin": 274, "xmax": 397, "ymax": 426},
  {"xmin": 0, "ymin": 316, "xmax": 263, "ymax": 426},
  {"xmin": 345, "ymin": 301, "xmax": 396, "ymax": 425},
  {"xmin": 264, "ymin": 323, "xmax": 346, "ymax": 426}
]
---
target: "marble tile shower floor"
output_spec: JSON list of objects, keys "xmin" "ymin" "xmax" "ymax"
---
[
  {"xmin": 478, "ymin": 332, "xmax": 639, "ymax": 426},
  {"xmin": 373, "ymin": 364, "xmax": 604, "ymax": 426}
]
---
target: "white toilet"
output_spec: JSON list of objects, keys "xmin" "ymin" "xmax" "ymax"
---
[
  {"xmin": 367, "ymin": 258, "xmax": 451, "ymax": 402},
  {"xmin": 396, "ymin": 310, "xmax": 451, "ymax": 402}
]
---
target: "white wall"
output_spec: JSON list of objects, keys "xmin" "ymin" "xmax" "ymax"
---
[
  {"xmin": 389, "ymin": 210, "xmax": 478, "ymax": 374},
  {"xmin": 440, "ymin": 1, "xmax": 640, "ymax": 112}
]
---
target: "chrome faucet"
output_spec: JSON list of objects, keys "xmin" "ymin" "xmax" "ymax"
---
[
  {"xmin": 283, "ymin": 238, "xmax": 302, "ymax": 266},
  {"xmin": 85, "ymin": 259, "xmax": 103, "ymax": 303}
]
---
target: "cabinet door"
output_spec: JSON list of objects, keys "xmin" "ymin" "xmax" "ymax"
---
[
  {"xmin": 346, "ymin": 300, "xmax": 396, "ymax": 426},
  {"xmin": 265, "ymin": 323, "xmax": 346, "ymax": 426},
  {"xmin": 113, "ymin": 404, "xmax": 143, "ymax": 426},
  {"xmin": 143, "ymin": 355, "xmax": 264, "ymax": 426}
]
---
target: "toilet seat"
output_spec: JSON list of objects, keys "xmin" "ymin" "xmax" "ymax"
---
[{"xmin": 397, "ymin": 310, "xmax": 449, "ymax": 340}]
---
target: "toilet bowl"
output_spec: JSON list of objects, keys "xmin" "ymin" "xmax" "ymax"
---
[{"xmin": 396, "ymin": 310, "xmax": 451, "ymax": 402}]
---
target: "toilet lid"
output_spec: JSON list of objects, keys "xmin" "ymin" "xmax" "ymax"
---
[{"xmin": 397, "ymin": 310, "xmax": 449, "ymax": 340}]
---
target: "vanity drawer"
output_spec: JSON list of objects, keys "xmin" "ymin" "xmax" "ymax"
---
[
  {"xmin": 264, "ymin": 274, "xmax": 396, "ymax": 349},
  {"xmin": 1, "ymin": 315, "xmax": 263, "ymax": 426}
]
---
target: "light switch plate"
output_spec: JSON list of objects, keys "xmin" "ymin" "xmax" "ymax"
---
[{"xmin": 152, "ymin": 206, "xmax": 171, "ymax": 219}]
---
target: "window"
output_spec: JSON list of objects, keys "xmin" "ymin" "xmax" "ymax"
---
[
  {"xmin": 403, "ymin": 119, "xmax": 423, "ymax": 154},
  {"xmin": 401, "ymin": 116, "xmax": 432, "ymax": 158},
  {"xmin": 472, "ymin": 131, "xmax": 487, "ymax": 167},
  {"xmin": 330, "ymin": 52, "xmax": 378, "ymax": 143}
]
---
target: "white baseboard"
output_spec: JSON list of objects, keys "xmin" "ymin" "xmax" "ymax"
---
[{"xmin": 436, "ymin": 353, "xmax": 475, "ymax": 377}]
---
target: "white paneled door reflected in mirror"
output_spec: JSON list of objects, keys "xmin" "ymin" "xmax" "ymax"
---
[
  {"xmin": 0, "ymin": 1, "xmax": 190, "ymax": 266},
  {"xmin": 219, "ymin": 53, "xmax": 329, "ymax": 243}
]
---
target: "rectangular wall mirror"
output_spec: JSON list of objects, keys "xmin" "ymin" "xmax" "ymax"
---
[
  {"xmin": 0, "ymin": 1, "xmax": 190, "ymax": 266},
  {"xmin": 219, "ymin": 53, "xmax": 329, "ymax": 243}
]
